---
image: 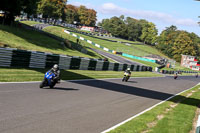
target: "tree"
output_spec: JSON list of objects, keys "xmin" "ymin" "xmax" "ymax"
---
[
  {"xmin": 109, "ymin": 16, "xmax": 126, "ymax": 37},
  {"xmin": 86, "ymin": 9, "xmax": 97, "ymax": 26},
  {"xmin": 140, "ymin": 22, "xmax": 158, "ymax": 45},
  {"xmin": 77, "ymin": 5, "xmax": 97, "ymax": 26},
  {"xmin": 172, "ymin": 31, "xmax": 198, "ymax": 62},
  {"xmin": 37, "ymin": 0, "xmax": 67, "ymax": 21},
  {"xmin": 99, "ymin": 19, "xmax": 110, "ymax": 30},
  {"xmin": 156, "ymin": 25, "xmax": 178, "ymax": 58},
  {"xmin": 65, "ymin": 4, "xmax": 79, "ymax": 24},
  {"xmin": 0, "ymin": 0, "xmax": 39, "ymax": 24},
  {"xmin": 100, "ymin": 16, "xmax": 127, "ymax": 37},
  {"xmin": 77, "ymin": 5, "xmax": 87, "ymax": 25},
  {"xmin": 125, "ymin": 17, "xmax": 142, "ymax": 41},
  {"xmin": 99, "ymin": 16, "xmax": 158, "ymax": 42}
]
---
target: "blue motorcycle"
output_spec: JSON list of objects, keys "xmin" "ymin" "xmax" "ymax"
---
[{"xmin": 40, "ymin": 70, "xmax": 57, "ymax": 88}]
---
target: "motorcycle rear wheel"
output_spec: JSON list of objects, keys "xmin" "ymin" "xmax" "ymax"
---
[{"xmin": 50, "ymin": 82, "xmax": 56, "ymax": 88}]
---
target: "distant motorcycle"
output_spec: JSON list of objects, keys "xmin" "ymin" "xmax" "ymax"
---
[
  {"xmin": 122, "ymin": 72, "xmax": 131, "ymax": 82},
  {"xmin": 40, "ymin": 70, "xmax": 57, "ymax": 88}
]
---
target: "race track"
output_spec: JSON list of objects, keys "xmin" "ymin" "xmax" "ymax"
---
[
  {"xmin": 89, "ymin": 48, "xmax": 143, "ymax": 65},
  {"xmin": 0, "ymin": 76, "xmax": 199, "ymax": 133}
]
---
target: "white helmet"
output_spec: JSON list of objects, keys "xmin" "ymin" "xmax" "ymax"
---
[
  {"xmin": 127, "ymin": 68, "xmax": 130, "ymax": 71},
  {"xmin": 53, "ymin": 64, "xmax": 58, "ymax": 71}
]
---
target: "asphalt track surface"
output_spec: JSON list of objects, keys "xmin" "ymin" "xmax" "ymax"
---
[
  {"xmin": 34, "ymin": 24, "xmax": 52, "ymax": 30},
  {"xmin": 89, "ymin": 48, "xmax": 143, "ymax": 65},
  {"xmin": 0, "ymin": 76, "xmax": 199, "ymax": 133}
]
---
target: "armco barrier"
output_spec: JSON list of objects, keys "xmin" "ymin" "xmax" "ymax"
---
[
  {"xmin": 122, "ymin": 53, "xmax": 156, "ymax": 63},
  {"xmin": 88, "ymin": 59, "xmax": 97, "ymax": 70},
  {"xmin": 0, "ymin": 48, "xmax": 13, "ymax": 67},
  {"xmin": 161, "ymin": 70, "xmax": 198, "ymax": 74},
  {"xmin": 59, "ymin": 55, "xmax": 71, "ymax": 70},
  {"xmin": 29, "ymin": 51, "xmax": 46, "ymax": 68},
  {"xmin": 95, "ymin": 61, "xmax": 104, "ymax": 71},
  {"xmin": 0, "ymin": 47, "xmax": 152, "ymax": 72}
]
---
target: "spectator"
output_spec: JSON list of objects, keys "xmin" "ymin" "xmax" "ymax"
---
[{"xmin": 76, "ymin": 38, "xmax": 79, "ymax": 44}]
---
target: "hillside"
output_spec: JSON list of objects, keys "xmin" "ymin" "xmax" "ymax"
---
[
  {"xmin": 5, "ymin": 21, "xmax": 193, "ymax": 71},
  {"xmin": 0, "ymin": 24, "xmax": 105, "ymax": 59},
  {"xmin": 20, "ymin": 21, "xmax": 165, "ymax": 58}
]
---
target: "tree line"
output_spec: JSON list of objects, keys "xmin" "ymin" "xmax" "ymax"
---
[
  {"xmin": 156, "ymin": 25, "xmax": 200, "ymax": 62},
  {"xmin": 1, "ymin": 0, "xmax": 200, "ymax": 62},
  {"xmin": 98, "ymin": 15, "xmax": 158, "ymax": 45},
  {"xmin": 0, "ymin": 0, "xmax": 97, "ymax": 26},
  {"xmin": 99, "ymin": 15, "xmax": 200, "ymax": 62}
]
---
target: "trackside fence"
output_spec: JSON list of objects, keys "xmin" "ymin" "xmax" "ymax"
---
[
  {"xmin": 0, "ymin": 47, "xmax": 153, "ymax": 72},
  {"xmin": 161, "ymin": 69, "xmax": 198, "ymax": 74}
]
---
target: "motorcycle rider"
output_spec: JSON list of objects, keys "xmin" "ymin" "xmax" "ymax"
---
[
  {"xmin": 174, "ymin": 71, "xmax": 178, "ymax": 79},
  {"xmin": 125, "ymin": 68, "xmax": 131, "ymax": 75},
  {"xmin": 122, "ymin": 68, "xmax": 131, "ymax": 82},
  {"xmin": 196, "ymin": 73, "xmax": 198, "ymax": 78},
  {"xmin": 50, "ymin": 64, "xmax": 60, "ymax": 83}
]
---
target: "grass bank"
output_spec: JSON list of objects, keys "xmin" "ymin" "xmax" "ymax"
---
[
  {"xmin": 20, "ymin": 21, "xmax": 41, "ymax": 26},
  {"xmin": 68, "ymin": 30, "xmax": 165, "ymax": 57},
  {"xmin": 108, "ymin": 85, "xmax": 200, "ymax": 133},
  {"xmin": 0, "ymin": 24, "xmax": 103, "ymax": 59},
  {"xmin": 42, "ymin": 26, "xmax": 162, "ymax": 66},
  {"xmin": 0, "ymin": 67, "xmax": 162, "ymax": 82}
]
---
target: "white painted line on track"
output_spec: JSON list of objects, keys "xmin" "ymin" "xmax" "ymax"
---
[{"xmin": 101, "ymin": 83, "xmax": 200, "ymax": 133}]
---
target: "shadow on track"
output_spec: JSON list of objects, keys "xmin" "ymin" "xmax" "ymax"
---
[
  {"xmin": 41, "ymin": 87, "xmax": 79, "ymax": 91},
  {"xmin": 126, "ymin": 81, "xmax": 138, "ymax": 83},
  {"xmin": 70, "ymin": 80, "xmax": 173, "ymax": 100},
  {"xmin": 2, "ymin": 67, "xmax": 200, "ymax": 107},
  {"xmin": 69, "ymin": 79, "xmax": 200, "ymax": 107}
]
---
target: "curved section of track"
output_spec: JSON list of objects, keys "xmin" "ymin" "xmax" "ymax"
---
[
  {"xmin": 0, "ymin": 76, "xmax": 199, "ymax": 133},
  {"xmin": 89, "ymin": 48, "xmax": 143, "ymax": 65}
]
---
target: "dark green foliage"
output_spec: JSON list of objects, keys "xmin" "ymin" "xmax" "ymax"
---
[
  {"xmin": 0, "ymin": 0, "xmax": 39, "ymax": 24},
  {"xmin": 156, "ymin": 25, "xmax": 200, "ymax": 62},
  {"xmin": 37, "ymin": 0, "xmax": 67, "ymax": 20},
  {"xmin": 99, "ymin": 16, "xmax": 158, "ymax": 44}
]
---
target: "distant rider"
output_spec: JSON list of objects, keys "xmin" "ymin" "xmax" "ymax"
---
[
  {"xmin": 122, "ymin": 68, "xmax": 131, "ymax": 82},
  {"xmin": 124, "ymin": 68, "xmax": 131, "ymax": 75},
  {"xmin": 174, "ymin": 71, "xmax": 178, "ymax": 79},
  {"xmin": 196, "ymin": 73, "xmax": 198, "ymax": 78},
  {"xmin": 50, "ymin": 64, "xmax": 60, "ymax": 83}
]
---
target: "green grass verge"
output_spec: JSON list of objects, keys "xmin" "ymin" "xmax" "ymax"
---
[
  {"xmin": 20, "ymin": 21, "xmax": 41, "ymax": 26},
  {"xmin": 65, "ymin": 29, "xmax": 164, "ymax": 57},
  {"xmin": 94, "ymin": 36, "xmax": 142, "ymax": 44},
  {"xmin": 0, "ymin": 67, "xmax": 162, "ymax": 82},
  {"xmin": 42, "ymin": 26, "xmax": 162, "ymax": 66},
  {"xmin": 16, "ymin": 22, "xmax": 171, "ymax": 68},
  {"xmin": 0, "ymin": 24, "xmax": 103, "ymax": 59},
  {"xmin": 42, "ymin": 26, "xmax": 115, "ymax": 62},
  {"xmin": 108, "ymin": 85, "xmax": 200, "ymax": 133}
]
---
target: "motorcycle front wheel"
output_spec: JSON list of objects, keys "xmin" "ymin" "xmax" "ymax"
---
[{"xmin": 125, "ymin": 76, "xmax": 130, "ymax": 82}]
